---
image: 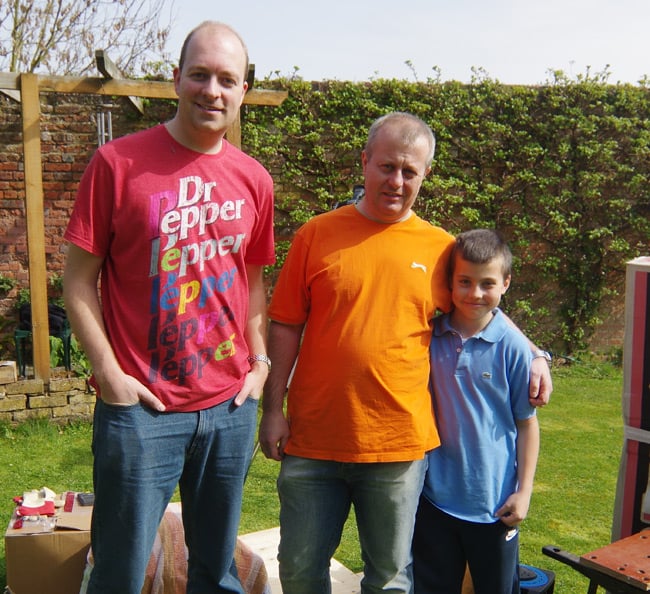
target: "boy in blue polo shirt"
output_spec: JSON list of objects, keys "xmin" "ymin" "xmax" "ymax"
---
[{"xmin": 413, "ymin": 229, "xmax": 540, "ymax": 594}]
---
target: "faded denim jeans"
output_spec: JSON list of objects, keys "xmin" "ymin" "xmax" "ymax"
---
[
  {"xmin": 86, "ymin": 396, "xmax": 258, "ymax": 594},
  {"xmin": 277, "ymin": 455, "xmax": 426, "ymax": 594}
]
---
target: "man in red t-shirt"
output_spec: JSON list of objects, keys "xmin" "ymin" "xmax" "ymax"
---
[{"xmin": 64, "ymin": 21, "xmax": 274, "ymax": 594}]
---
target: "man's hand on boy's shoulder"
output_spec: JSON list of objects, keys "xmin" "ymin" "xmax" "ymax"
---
[{"xmin": 529, "ymin": 357, "xmax": 552, "ymax": 407}]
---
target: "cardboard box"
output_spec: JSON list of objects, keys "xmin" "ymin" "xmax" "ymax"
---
[
  {"xmin": 5, "ymin": 493, "xmax": 92, "ymax": 594},
  {"xmin": 5, "ymin": 529, "xmax": 91, "ymax": 594}
]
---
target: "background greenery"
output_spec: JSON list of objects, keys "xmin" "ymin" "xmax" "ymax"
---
[
  {"xmin": 1, "ymin": 74, "xmax": 647, "ymax": 361},
  {"xmin": 0, "ymin": 360, "xmax": 624, "ymax": 592},
  {"xmin": 242, "ymin": 73, "xmax": 650, "ymax": 356}
]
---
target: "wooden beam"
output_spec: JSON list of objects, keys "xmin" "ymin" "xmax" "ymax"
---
[
  {"xmin": 1, "ymin": 88, "xmax": 20, "ymax": 101},
  {"xmin": 19, "ymin": 73, "xmax": 50, "ymax": 382},
  {"xmin": 0, "ymin": 72, "xmax": 287, "ymax": 105},
  {"xmin": 0, "ymin": 72, "xmax": 20, "ymax": 89},
  {"xmin": 243, "ymin": 88, "xmax": 288, "ymax": 106},
  {"xmin": 2, "ymin": 69, "xmax": 287, "ymax": 151},
  {"xmin": 95, "ymin": 50, "xmax": 144, "ymax": 115}
]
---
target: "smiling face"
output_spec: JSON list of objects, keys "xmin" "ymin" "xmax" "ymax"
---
[
  {"xmin": 169, "ymin": 24, "xmax": 248, "ymax": 153},
  {"xmin": 358, "ymin": 120, "xmax": 432, "ymax": 224},
  {"xmin": 450, "ymin": 254, "xmax": 511, "ymax": 336}
]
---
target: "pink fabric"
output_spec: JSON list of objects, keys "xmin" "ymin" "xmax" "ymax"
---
[{"xmin": 81, "ymin": 504, "xmax": 271, "ymax": 594}]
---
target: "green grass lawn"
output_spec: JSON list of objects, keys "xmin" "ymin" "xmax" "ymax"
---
[{"xmin": 0, "ymin": 360, "xmax": 626, "ymax": 592}]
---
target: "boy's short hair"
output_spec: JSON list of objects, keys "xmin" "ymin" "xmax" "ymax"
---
[{"xmin": 449, "ymin": 229, "xmax": 513, "ymax": 283}]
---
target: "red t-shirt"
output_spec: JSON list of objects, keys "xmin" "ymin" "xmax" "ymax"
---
[{"xmin": 65, "ymin": 125, "xmax": 275, "ymax": 411}]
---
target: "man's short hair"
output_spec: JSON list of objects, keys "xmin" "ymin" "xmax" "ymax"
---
[
  {"xmin": 178, "ymin": 21, "xmax": 249, "ymax": 80},
  {"xmin": 365, "ymin": 112, "xmax": 436, "ymax": 167}
]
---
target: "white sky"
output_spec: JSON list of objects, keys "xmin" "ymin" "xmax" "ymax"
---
[{"xmin": 166, "ymin": 0, "xmax": 650, "ymax": 85}]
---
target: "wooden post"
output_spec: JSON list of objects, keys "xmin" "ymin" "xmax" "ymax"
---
[
  {"xmin": 19, "ymin": 73, "xmax": 50, "ymax": 382},
  {"xmin": 224, "ymin": 64, "xmax": 255, "ymax": 149},
  {"xmin": 226, "ymin": 116, "xmax": 242, "ymax": 149}
]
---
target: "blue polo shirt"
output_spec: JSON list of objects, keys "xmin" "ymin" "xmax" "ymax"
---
[{"xmin": 423, "ymin": 308, "xmax": 535, "ymax": 523}]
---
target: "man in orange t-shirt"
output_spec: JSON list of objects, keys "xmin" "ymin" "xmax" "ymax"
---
[{"xmin": 259, "ymin": 112, "xmax": 552, "ymax": 594}]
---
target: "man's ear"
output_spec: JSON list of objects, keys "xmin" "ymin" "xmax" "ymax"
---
[
  {"xmin": 172, "ymin": 67, "xmax": 181, "ymax": 93},
  {"xmin": 239, "ymin": 81, "xmax": 249, "ymax": 106}
]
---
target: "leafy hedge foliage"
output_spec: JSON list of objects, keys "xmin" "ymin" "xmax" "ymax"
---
[{"xmin": 242, "ymin": 73, "xmax": 650, "ymax": 355}]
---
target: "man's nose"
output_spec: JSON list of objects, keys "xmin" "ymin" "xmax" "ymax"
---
[
  {"xmin": 203, "ymin": 76, "xmax": 222, "ymax": 98},
  {"xmin": 387, "ymin": 169, "xmax": 403, "ymax": 187}
]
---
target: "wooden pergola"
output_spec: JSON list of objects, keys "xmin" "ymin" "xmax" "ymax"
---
[{"xmin": 0, "ymin": 66, "xmax": 287, "ymax": 382}]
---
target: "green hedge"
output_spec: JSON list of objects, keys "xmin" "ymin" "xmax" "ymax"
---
[{"xmin": 242, "ymin": 74, "xmax": 650, "ymax": 354}]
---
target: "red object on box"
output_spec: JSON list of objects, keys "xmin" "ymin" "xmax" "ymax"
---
[{"xmin": 17, "ymin": 500, "xmax": 55, "ymax": 517}]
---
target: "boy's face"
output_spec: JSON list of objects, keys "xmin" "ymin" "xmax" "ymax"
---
[{"xmin": 450, "ymin": 254, "xmax": 511, "ymax": 326}]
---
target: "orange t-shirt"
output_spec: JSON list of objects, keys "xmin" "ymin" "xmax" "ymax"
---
[{"xmin": 268, "ymin": 206, "xmax": 454, "ymax": 462}]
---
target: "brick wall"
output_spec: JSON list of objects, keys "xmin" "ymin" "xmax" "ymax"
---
[
  {"xmin": 0, "ymin": 91, "xmax": 175, "ymax": 362},
  {"xmin": 587, "ymin": 293, "xmax": 626, "ymax": 356},
  {"xmin": 0, "ymin": 92, "xmax": 174, "ymax": 288},
  {"xmin": 0, "ymin": 376, "xmax": 95, "ymax": 424},
  {"xmin": 0, "ymin": 95, "xmax": 29, "ymax": 287},
  {"xmin": 0, "ymin": 93, "xmax": 96, "ymax": 284}
]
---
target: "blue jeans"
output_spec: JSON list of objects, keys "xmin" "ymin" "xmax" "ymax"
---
[
  {"xmin": 86, "ymin": 396, "xmax": 258, "ymax": 594},
  {"xmin": 277, "ymin": 455, "xmax": 427, "ymax": 594}
]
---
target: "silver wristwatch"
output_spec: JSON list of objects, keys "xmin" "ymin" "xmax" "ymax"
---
[
  {"xmin": 247, "ymin": 354, "xmax": 272, "ymax": 370},
  {"xmin": 532, "ymin": 349, "xmax": 552, "ymax": 363}
]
